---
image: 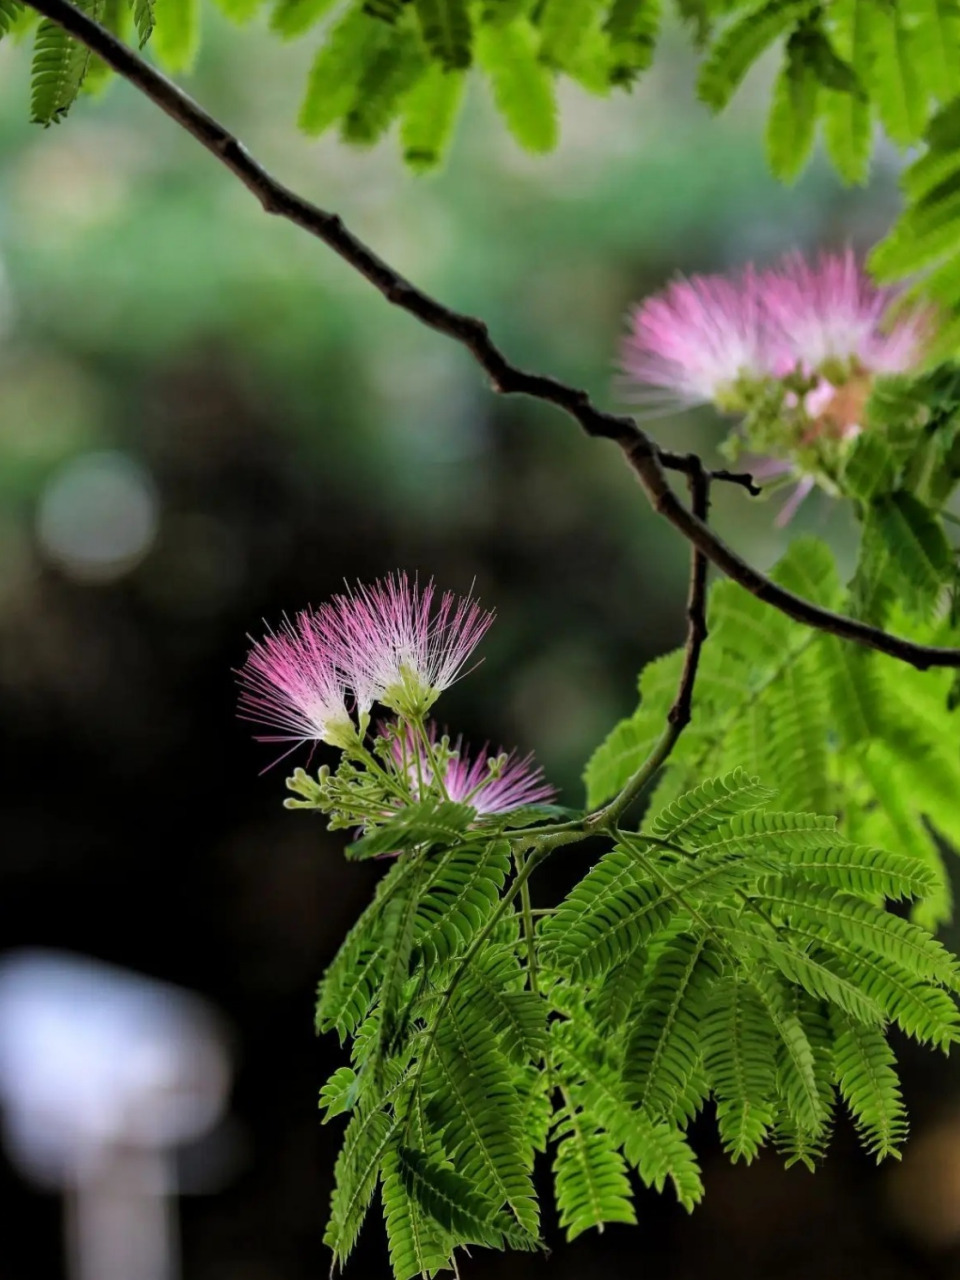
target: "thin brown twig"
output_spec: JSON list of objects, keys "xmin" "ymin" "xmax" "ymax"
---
[
  {"xmin": 588, "ymin": 459, "xmax": 710, "ymax": 827},
  {"xmin": 22, "ymin": 0, "xmax": 960, "ymax": 671},
  {"xmin": 658, "ymin": 451, "xmax": 760, "ymax": 496},
  {"xmin": 669, "ymin": 456, "xmax": 710, "ymax": 731}
]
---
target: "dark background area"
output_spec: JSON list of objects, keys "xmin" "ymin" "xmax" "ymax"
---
[{"xmin": 2, "ymin": 10, "xmax": 960, "ymax": 1278}]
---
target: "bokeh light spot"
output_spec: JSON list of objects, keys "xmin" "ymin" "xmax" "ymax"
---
[{"xmin": 36, "ymin": 451, "xmax": 159, "ymax": 583}]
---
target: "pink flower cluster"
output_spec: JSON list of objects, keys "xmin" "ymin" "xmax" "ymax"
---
[
  {"xmin": 387, "ymin": 724, "xmax": 556, "ymax": 817},
  {"xmin": 238, "ymin": 574, "xmax": 556, "ymax": 820},
  {"xmin": 239, "ymin": 573, "xmax": 493, "ymax": 748},
  {"xmin": 620, "ymin": 249, "xmax": 931, "ymax": 415}
]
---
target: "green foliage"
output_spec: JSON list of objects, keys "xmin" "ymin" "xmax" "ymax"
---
[
  {"xmin": 341, "ymin": 22, "xmax": 428, "ymax": 144},
  {"xmin": 587, "ymin": 537, "xmax": 960, "ymax": 929},
  {"xmin": 151, "ymin": 0, "xmax": 199, "ymax": 69},
  {"xmin": 0, "ymin": 0, "xmax": 23, "ymax": 39},
  {"xmin": 312, "ymin": 750, "xmax": 958, "ymax": 1275},
  {"xmin": 821, "ymin": 0, "xmax": 872, "ymax": 183},
  {"xmin": 31, "ymin": 0, "xmax": 103, "ymax": 125},
  {"xmin": 697, "ymin": 0, "xmax": 817, "ymax": 112},
  {"xmin": 23, "ymin": 0, "xmax": 960, "ymax": 224},
  {"xmin": 831, "ymin": 1013, "xmax": 908, "ymax": 1158},
  {"xmin": 298, "ymin": 7, "xmax": 401, "ymax": 137},
  {"xmin": 872, "ymin": 100, "xmax": 960, "ymax": 321},
  {"xmin": 412, "ymin": 837, "xmax": 512, "ymax": 964},
  {"xmin": 552, "ymin": 1112, "xmax": 636, "ymax": 1240},
  {"xmin": 605, "ymin": 0, "xmax": 662, "ymax": 83},
  {"xmin": 865, "ymin": 0, "xmax": 927, "ymax": 146},
  {"xmin": 131, "ymin": 0, "xmax": 153, "ymax": 44},
  {"xmin": 381, "ymin": 1146, "xmax": 454, "ymax": 1280},
  {"xmin": 766, "ymin": 29, "xmax": 820, "ymax": 183},
  {"xmin": 474, "ymin": 16, "xmax": 558, "ymax": 153},
  {"xmin": 399, "ymin": 63, "xmax": 465, "ymax": 170},
  {"xmin": 269, "ymin": 0, "xmax": 338, "ymax": 39},
  {"xmin": 347, "ymin": 799, "xmax": 476, "ymax": 860},
  {"xmin": 413, "ymin": 0, "xmax": 471, "ymax": 68}
]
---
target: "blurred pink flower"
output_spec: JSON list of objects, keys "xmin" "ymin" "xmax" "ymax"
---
[
  {"xmin": 238, "ymin": 613, "xmax": 354, "ymax": 750},
  {"xmin": 620, "ymin": 266, "xmax": 773, "ymax": 409},
  {"xmin": 763, "ymin": 249, "xmax": 931, "ymax": 378},
  {"xmin": 322, "ymin": 573, "xmax": 494, "ymax": 718},
  {"xmin": 620, "ymin": 249, "xmax": 931, "ymax": 414}
]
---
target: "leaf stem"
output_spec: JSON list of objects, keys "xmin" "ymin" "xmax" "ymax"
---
[
  {"xmin": 516, "ymin": 849, "xmax": 540, "ymax": 996},
  {"xmin": 589, "ymin": 464, "xmax": 711, "ymax": 828}
]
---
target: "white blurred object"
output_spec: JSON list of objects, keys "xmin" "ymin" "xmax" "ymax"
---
[
  {"xmin": 0, "ymin": 951, "xmax": 231, "ymax": 1280},
  {"xmin": 36, "ymin": 450, "xmax": 159, "ymax": 582}
]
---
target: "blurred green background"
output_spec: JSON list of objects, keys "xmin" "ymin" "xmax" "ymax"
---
[{"xmin": 2, "ymin": 11, "xmax": 959, "ymax": 1279}]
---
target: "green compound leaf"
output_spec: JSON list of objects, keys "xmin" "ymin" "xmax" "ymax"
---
[
  {"xmin": 756, "ymin": 878, "xmax": 960, "ymax": 992},
  {"xmin": 650, "ymin": 767, "xmax": 775, "ymax": 846},
  {"xmin": 346, "ymin": 799, "xmax": 476, "ymax": 860},
  {"xmin": 80, "ymin": 0, "xmax": 126, "ymax": 94},
  {"xmin": 381, "ymin": 1145, "xmax": 454, "ymax": 1280},
  {"xmin": 299, "ymin": 6, "xmax": 389, "ymax": 136},
  {"xmin": 605, "ymin": 0, "xmax": 662, "ymax": 82},
  {"xmin": 623, "ymin": 934, "xmax": 719, "ymax": 1121},
  {"xmin": 0, "ymin": 0, "xmax": 22, "ymax": 39},
  {"xmin": 151, "ymin": 0, "xmax": 199, "ymax": 71},
  {"xmin": 131, "ymin": 0, "xmax": 154, "ymax": 45},
  {"xmin": 870, "ymin": 490, "xmax": 953, "ymax": 617},
  {"xmin": 413, "ymin": 0, "xmax": 471, "ymax": 68},
  {"xmin": 538, "ymin": 0, "xmax": 601, "ymax": 67},
  {"xmin": 269, "ymin": 0, "xmax": 339, "ymax": 38},
  {"xmin": 31, "ymin": 0, "xmax": 102, "ymax": 125},
  {"xmin": 553, "ymin": 1112, "xmax": 636, "ymax": 1241},
  {"xmin": 766, "ymin": 36, "xmax": 820, "ymax": 183},
  {"xmin": 325, "ymin": 1107, "xmax": 398, "ymax": 1267},
  {"xmin": 466, "ymin": 976, "xmax": 550, "ymax": 1065},
  {"xmin": 320, "ymin": 1066, "xmax": 360, "ymax": 1121},
  {"xmin": 822, "ymin": 0, "xmax": 872, "ymax": 183},
  {"xmin": 396, "ymin": 1145, "xmax": 514, "ymax": 1248},
  {"xmin": 553, "ymin": 1018, "xmax": 705, "ymax": 1208},
  {"xmin": 431, "ymin": 1000, "xmax": 540, "ymax": 1239},
  {"xmin": 400, "ymin": 63, "xmax": 465, "ymax": 170},
  {"xmin": 697, "ymin": 0, "xmax": 817, "ymax": 112},
  {"xmin": 584, "ymin": 649, "xmax": 684, "ymax": 808},
  {"xmin": 412, "ymin": 837, "xmax": 512, "ymax": 965},
  {"xmin": 341, "ymin": 25, "xmax": 428, "ymax": 145},
  {"xmin": 539, "ymin": 848, "xmax": 672, "ymax": 981},
  {"xmin": 911, "ymin": 0, "xmax": 960, "ymax": 103},
  {"xmin": 831, "ymin": 1012, "xmax": 908, "ymax": 1160},
  {"xmin": 863, "ymin": 0, "xmax": 928, "ymax": 147},
  {"xmin": 475, "ymin": 16, "xmax": 557, "ymax": 151},
  {"xmin": 700, "ymin": 976, "xmax": 778, "ymax": 1161}
]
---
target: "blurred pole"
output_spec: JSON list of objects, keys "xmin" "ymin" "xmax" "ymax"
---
[
  {"xmin": 0, "ymin": 951, "xmax": 231, "ymax": 1280},
  {"xmin": 64, "ymin": 1149, "xmax": 178, "ymax": 1280}
]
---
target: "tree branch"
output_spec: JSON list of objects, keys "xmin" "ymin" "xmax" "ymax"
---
[
  {"xmin": 588, "ymin": 460, "xmax": 710, "ymax": 828},
  {"xmin": 23, "ymin": 0, "xmax": 960, "ymax": 671}
]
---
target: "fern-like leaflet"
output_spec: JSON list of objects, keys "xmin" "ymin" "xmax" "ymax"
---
[{"xmin": 313, "ymin": 761, "xmax": 958, "ymax": 1275}]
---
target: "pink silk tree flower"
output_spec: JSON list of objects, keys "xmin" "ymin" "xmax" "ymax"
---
[
  {"xmin": 322, "ymin": 574, "xmax": 494, "ymax": 720},
  {"xmin": 238, "ymin": 613, "xmax": 357, "ymax": 752},
  {"xmin": 761, "ymin": 248, "xmax": 931, "ymax": 379},
  {"xmin": 620, "ymin": 266, "xmax": 773, "ymax": 411},
  {"xmin": 444, "ymin": 743, "xmax": 557, "ymax": 816},
  {"xmin": 384, "ymin": 723, "xmax": 556, "ymax": 816}
]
